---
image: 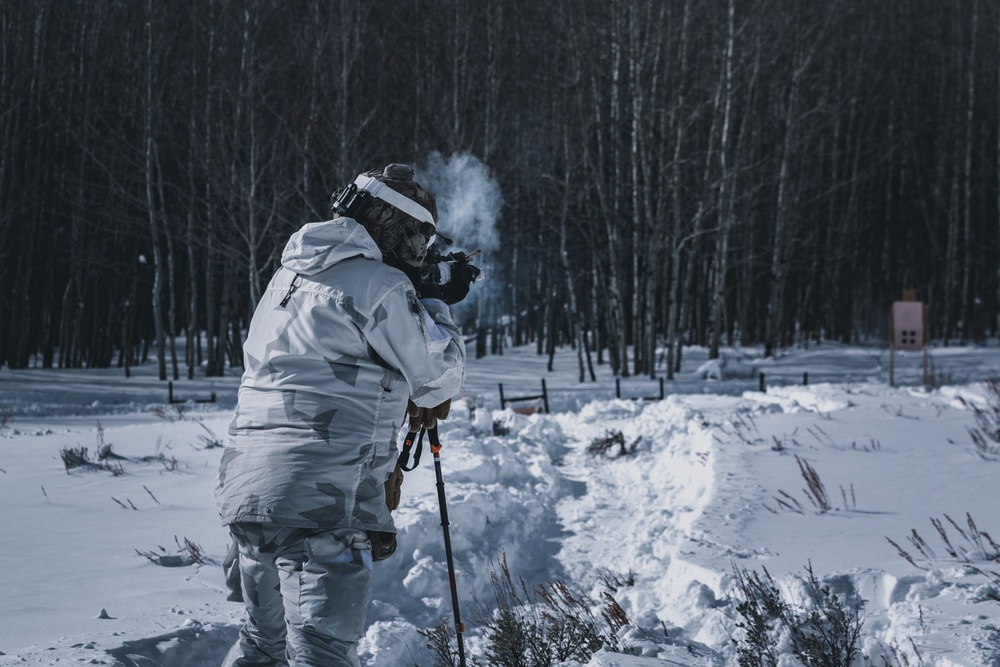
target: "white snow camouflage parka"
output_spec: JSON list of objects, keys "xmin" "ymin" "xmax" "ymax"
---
[{"xmin": 215, "ymin": 217, "xmax": 466, "ymax": 533}]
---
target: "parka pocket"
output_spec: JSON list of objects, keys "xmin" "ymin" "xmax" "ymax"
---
[{"xmin": 370, "ymin": 370, "xmax": 405, "ymax": 468}]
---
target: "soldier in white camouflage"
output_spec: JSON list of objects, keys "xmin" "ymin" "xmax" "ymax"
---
[{"xmin": 216, "ymin": 164, "xmax": 473, "ymax": 667}]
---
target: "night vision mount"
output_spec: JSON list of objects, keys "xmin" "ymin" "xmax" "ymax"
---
[{"xmin": 331, "ymin": 183, "xmax": 375, "ymax": 221}]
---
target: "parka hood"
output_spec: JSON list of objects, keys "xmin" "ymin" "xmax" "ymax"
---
[{"xmin": 280, "ymin": 218, "xmax": 381, "ymax": 276}]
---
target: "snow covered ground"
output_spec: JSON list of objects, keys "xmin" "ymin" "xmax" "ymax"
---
[{"xmin": 1, "ymin": 341, "xmax": 999, "ymax": 666}]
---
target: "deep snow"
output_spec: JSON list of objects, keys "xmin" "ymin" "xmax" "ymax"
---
[{"xmin": 1, "ymin": 341, "xmax": 999, "ymax": 666}]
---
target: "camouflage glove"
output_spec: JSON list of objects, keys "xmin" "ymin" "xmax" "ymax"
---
[{"xmin": 406, "ymin": 398, "xmax": 452, "ymax": 430}]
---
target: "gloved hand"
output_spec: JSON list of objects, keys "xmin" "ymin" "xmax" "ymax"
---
[
  {"xmin": 406, "ymin": 398, "xmax": 452, "ymax": 430},
  {"xmin": 385, "ymin": 256, "xmax": 447, "ymax": 301},
  {"xmin": 385, "ymin": 462, "xmax": 404, "ymax": 511},
  {"xmin": 440, "ymin": 261, "xmax": 478, "ymax": 305},
  {"xmin": 385, "ymin": 399, "xmax": 453, "ymax": 513}
]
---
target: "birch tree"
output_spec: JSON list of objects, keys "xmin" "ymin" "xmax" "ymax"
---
[
  {"xmin": 708, "ymin": 0, "xmax": 738, "ymax": 360},
  {"xmin": 143, "ymin": 0, "xmax": 167, "ymax": 381}
]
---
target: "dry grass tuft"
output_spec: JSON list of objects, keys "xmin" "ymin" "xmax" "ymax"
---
[
  {"xmin": 136, "ymin": 536, "xmax": 216, "ymax": 567},
  {"xmin": 587, "ymin": 429, "xmax": 640, "ymax": 458},
  {"xmin": 958, "ymin": 378, "xmax": 1000, "ymax": 460},
  {"xmin": 418, "ymin": 551, "xmax": 626, "ymax": 667},
  {"xmin": 887, "ymin": 512, "xmax": 1000, "ymax": 593}
]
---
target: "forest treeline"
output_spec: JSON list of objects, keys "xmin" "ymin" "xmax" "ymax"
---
[{"xmin": 1, "ymin": 0, "xmax": 998, "ymax": 380}]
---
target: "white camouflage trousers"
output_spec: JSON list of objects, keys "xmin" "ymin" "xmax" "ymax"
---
[{"xmin": 221, "ymin": 523, "xmax": 374, "ymax": 667}]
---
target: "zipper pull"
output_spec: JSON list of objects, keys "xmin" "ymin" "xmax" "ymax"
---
[{"xmin": 279, "ymin": 274, "xmax": 302, "ymax": 308}]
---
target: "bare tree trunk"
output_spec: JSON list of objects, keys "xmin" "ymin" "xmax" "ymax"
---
[
  {"xmin": 628, "ymin": 0, "xmax": 643, "ymax": 377},
  {"xmin": 959, "ymin": 0, "xmax": 978, "ymax": 343},
  {"xmin": 574, "ymin": 2, "xmax": 631, "ymax": 375},
  {"xmin": 511, "ymin": 176, "xmax": 523, "ymax": 347},
  {"xmin": 591, "ymin": 264, "xmax": 603, "ymax": 366},
  {"xmin": 59, "ymin": 159, "xmax": 84, "ymax": 367},
  {"xmin": 201, "ymin": 0, "xmax": 220, "ymax": 377},
  {"xmin": 240, "ymin": 7, "xmax": 262, "ymax": 309},
  {"xmin": 764, "ymin": 27, "xmax": 808, "ymax": 358},
  {"xmin": 212, "ymin": 262, "xmax": 233, "ymax": 376},
  {"xmin": 641, "ymin": 0, "xmax": 668, "ymax": 378},
  {"xmin": 607, "ymin": 6, "xmax": 628, "ymax": 377},
  {"xmin": 153, "ymin": 141, "xmax": 179, "ymax": 381},
  {"xmin": 709, "ymin": 0, "xmax": 737, "ymax": 360},
  {"xmin": 144, "ymin": 0, "xmax": 167, "ymax": 381},
  {"xmin": 185, "ymin": 42, "xmax": 200, "ymax": 381},
  {"xmin": 535, "ymin": 240, "xmax": 545, "ymax": 356},
  {"xmin": 58, "ymin": 10, "xmax": 103, "ymax": 368},
  {"xmin": 585, "ymin": 60, "xmax": 624, "ymax": 375},
  {"xmin": 300, "ymin": 0, "xmax": 323, "ymax": 218},
  {"xmin": 665, "ymin": 0, "xmax": 692, "ymax": 380},
  {"xmin": 186, "ymin": 208, "xmax": 198, "ymax": 380},
  {"xmin": 483, "ymin": 0, "xmax": 502, "ymax": 164},
  {"xmin": 944, "ymin": 131, "xmax": 960, "ymax": 342},
  {"xmin": 557, "ymin": 127, "xmax": 590, "ymax": 382},
  {"xmin": 120, "ymin": 261, "xmax": 138, "ymax": 377}
]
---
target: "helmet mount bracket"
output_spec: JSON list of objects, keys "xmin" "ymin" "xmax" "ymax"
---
[{"xmin": 331, "ymin": 183, "xmax": 374, "ymax": 221}]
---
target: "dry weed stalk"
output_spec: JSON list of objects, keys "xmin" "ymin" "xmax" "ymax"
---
[
  {"xmin": 729, "ymin": 413, "xmax": 762, "ymax": 444},
  {"xmin": 469, "ymin": 551, "xmax": 625, "ymax": 666},
  {"xmin": 958, "ymin": 378, "xmax": 1000, "ymax": 460},
  {"xmin": 796, "ymin": 454, "xmax": 831, "ymax": 512},
  {"xmin": 839, "ymin": 484, "xmax": 857, "ymax": 511},
  {"xmin": 136, "ymin": 536, "xmax": 214, "ymax": 567},
  {"xmin": 774, "ymin": 490, "xmax": 805, "ymax": 514},
  {"xmin": 907, "ymin": 529, "xmax": 936, "ymax": 560},
  {"xmin": 730, "ymin": 562, "xmax": 865, "ymax": 667},
  {"xmin": 888, "ymin": 513, "xmax": 1000, "ymax": 589},
  {"xmin": 196, "ymin": 421, "xmax": 223, "ymax": 449},
  {"xmin": 600, "ymin": 591, "xmax": 630, "ymax": 634},
  {"xmin": 61, "ymin": 445, "xmax": 125, "ymax": 476},
  {"xmin": 885, "ymin": 537, "xmax": 923, "ymax": 570}
]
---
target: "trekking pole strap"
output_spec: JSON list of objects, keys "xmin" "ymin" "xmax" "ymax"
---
[{"xmin": 397, "ymin": 427, "xmax": 425, "ymax": 472}]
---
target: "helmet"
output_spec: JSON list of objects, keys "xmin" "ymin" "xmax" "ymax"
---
[{"xmin": 331, "ymin": 163, "xmax": 438, "ymax": 265}]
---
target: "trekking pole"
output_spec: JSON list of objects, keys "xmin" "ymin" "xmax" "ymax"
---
[{"xmin": 427, "ymin": 425, "xmax": 467, "ymax": 667}]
